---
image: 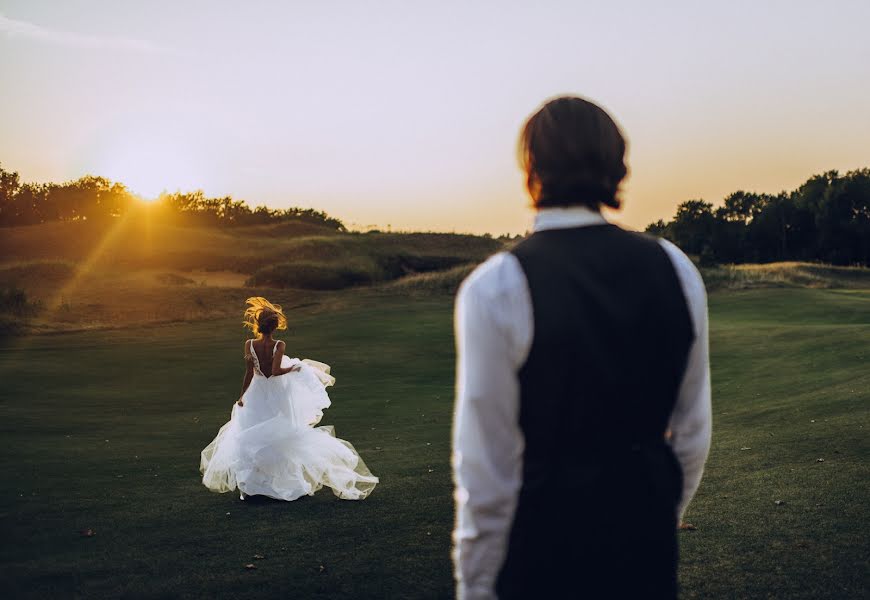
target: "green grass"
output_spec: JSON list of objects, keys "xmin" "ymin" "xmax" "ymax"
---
[
  {"xmin": 682, "ymin": 288, "xmax": 870, "ymax": 599},
  {"xmin": 0, "ymin": 288, "xmax": 868, "ymax": 598}
]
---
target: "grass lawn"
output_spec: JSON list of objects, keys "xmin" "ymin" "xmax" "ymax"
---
[{"xmin": 0, "ymin": 288, "xmax": 868, "ymax": 598}]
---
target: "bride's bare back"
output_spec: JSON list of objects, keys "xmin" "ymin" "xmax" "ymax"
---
[{"xmin": 248, "ymin": 336, "xmax": 285, "ymax": 378}]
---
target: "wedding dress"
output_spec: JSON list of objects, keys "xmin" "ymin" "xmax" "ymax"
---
[{"xmin": 200, "ymin": 340, "xmax": 378, "ymax": 501}]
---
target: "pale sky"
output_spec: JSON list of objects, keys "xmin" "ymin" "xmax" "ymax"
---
[{"xmin": 1, "ymin": 0, "xmax": 868, "ymax": 234}]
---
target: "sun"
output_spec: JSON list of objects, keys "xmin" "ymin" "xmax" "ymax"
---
[
  {"xmin": 98, "ymin": 147, "xmax": 204, "ymax": 200},
  {"xmin": 91, "ymin": 120, "xmax": 209, "ymax": 200}
]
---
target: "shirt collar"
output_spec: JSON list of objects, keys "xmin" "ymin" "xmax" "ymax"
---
[{"xmin": 533, "ymin": 205, "xmax": 609, "ymax": 233}]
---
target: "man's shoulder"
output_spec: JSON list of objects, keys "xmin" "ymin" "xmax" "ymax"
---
[
  {"xmin": 458, "ymin": 252, "xmax": 525, "ymax": 303},
  {"xmin": 656, "ymin": 239, "xmax": 705, "ymax": 294}
]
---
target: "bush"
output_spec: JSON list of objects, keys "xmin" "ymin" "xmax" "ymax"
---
[
  {"xmin": 375, "ymin": 254, "xmax": 469, "ymax": 279},
  {"xmin": 155, "ymin": 273, "xmax": 196, "ymax": 286},
  {"xmin": 384, "ymin": 264, "xmax": 476, "ymax": 295},
  {"xmin": 0, "ymin": 286, "xmax": 36, "ymax": 315},
  {"xmin": 0, "ymin": 261, "xmax": 76, "ymax": 287},
  {"xmin": 245, "ymin": 263, "xmax": 374, "ymax": 290},
  {"xmin": 0, "ymin": 286, "xmax": 39, "ymax": 337},
  {"xmin": 246, "ymin": 251, "xmax": 476, "ymax": 291}
]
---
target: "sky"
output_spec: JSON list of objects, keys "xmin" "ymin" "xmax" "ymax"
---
[{"xmin": 1, "ymin": 1, "xmax": 868, "ymax": 234}]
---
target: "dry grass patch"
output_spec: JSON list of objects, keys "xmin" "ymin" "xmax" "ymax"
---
[{"xmin": 702, "ymin": 262, "xmax": 870, "ymax": 290}]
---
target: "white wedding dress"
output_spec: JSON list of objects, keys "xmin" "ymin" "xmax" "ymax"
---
[{"xmin": 200, "ymin": 340, "xmax": 378, "ymax": 501}]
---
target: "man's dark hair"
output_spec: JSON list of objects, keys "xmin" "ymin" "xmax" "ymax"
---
[{"xmin": 519, "ymin": 96, "xmax": 628, "ymax": 211}]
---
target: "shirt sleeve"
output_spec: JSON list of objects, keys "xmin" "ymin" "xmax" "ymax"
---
[
  {"xmin": 452, "ymin": 253, "xmax": 531, "ymax": 600},
  {"xmin": 659, "ymin": 239, "xmax": 713, "ymax": 522}
]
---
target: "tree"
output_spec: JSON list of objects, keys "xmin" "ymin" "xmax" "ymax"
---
[
  {"xmin": 814, "ymin": 170, "xmax": 870, "ymax": 264},
  {"xmin": 668, "ymin": 200, "xmax": 715, "ymax": 257},
  {"xmin": 719, "ymin": 191, "xmax": 764, "ymax": 224},
  {"xmin": 645, "ymin": 219, "xmax": 670, "ymax": 238},
  {"xmin": 646, "ymin": 169, "xmax": 870, "ymax": 266},
  {"xmin": 748, "ymin": 193, "xmax": 795, "ymax": 262},
  {"xmin": 0, "ymin": 164, "xmax": 21, "ymax": 226}
]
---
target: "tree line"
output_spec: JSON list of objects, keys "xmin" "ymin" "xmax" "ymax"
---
[
  {"xmin": 646, "ymin": 169, "xmax": 870, "ymax": 266},
  {"xmin": 3, "ymin": 162, "xmax": 868, "ymax": 265},
  {"xmin": 0, "ymin": 164, "xmax": 346, "ymax": 231}
]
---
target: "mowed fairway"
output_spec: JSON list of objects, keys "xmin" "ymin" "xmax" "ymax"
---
[{"xmin": 0, "ymin": 288, "xmax": 868, "ymax": 599}]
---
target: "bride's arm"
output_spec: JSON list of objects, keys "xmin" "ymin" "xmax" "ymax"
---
[
  {"xmin": 270, "ymin": 341, "xmax": 301, "ymax": 376},
  {"xmin": 238, "ymin": 342, "xmax": 254, "ymax": 405}
]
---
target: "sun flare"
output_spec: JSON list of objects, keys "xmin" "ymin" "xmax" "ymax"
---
[
  {"xmin": 92, "ymin": 121, "xmax": 208, "ymax": 200},
  {"xmin": 98, "ymin": 149, "xmax": 203, "ymax": 200}
]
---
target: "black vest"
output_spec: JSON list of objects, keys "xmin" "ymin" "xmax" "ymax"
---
[{"xmin": 496, "ymin": 224, "xmax": 694, "ymax": 599}]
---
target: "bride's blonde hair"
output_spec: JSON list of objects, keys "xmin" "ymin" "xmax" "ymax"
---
[{"xmin": 243, "ymin": 297, "xmax": 288, "ymax": 336}]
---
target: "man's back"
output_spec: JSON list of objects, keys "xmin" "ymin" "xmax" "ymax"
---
[
  {"xmin": 512, "ymin": 224, "xmax": 693, "ymax": 464},
  {"xmin": 498, "ymin": 224, "xmax": 694, "ymax": 598}
]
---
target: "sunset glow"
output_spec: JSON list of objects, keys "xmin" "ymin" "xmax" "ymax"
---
[{"xmin": 1, "ymin": 1, "xmax": 869, "ymax": 234}]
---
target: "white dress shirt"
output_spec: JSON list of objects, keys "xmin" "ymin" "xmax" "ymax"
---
[{"xmin": 452, "ymin": 206, "xmax": 712, "ymax": 600}]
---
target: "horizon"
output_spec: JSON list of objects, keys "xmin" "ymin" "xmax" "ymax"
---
[
  {"xmin": 2, "ymin": 1, "xmax": 869, "ymax": 235},
  {"xmin": 3, "ymin": 160, "xmax": 868, "ymax": 237}
]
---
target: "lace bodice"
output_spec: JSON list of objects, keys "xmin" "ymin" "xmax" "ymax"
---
[{"xmin": 246, "ymin": 339, "xmax": 280, "ymax": 377}]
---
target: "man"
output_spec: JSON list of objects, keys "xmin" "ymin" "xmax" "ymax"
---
[{"xmin": 452, "ymin": 96, "xmax": 712, "ymax": 599}]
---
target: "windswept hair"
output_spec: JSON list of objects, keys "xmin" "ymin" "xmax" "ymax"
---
[{"xmin": 242, "ymin": 297, "xmax": 288, "ymax": 336}]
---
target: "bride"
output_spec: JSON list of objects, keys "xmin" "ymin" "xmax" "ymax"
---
[{"xmin": 200, "ymin": 297, "xmax": 378, "ymax": 501}]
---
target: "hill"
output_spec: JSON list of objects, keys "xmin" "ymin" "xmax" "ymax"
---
[
  {"xmin": 702, "ymin": 262, "xmax": 870, "ymax": 291},
  {"xmin": 0, "ymin": 218, "xmax": 502, "ymax": 333},
  {"xmin": 2, "ymin": 219, "xmax": 870, "ymax": 334}
]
